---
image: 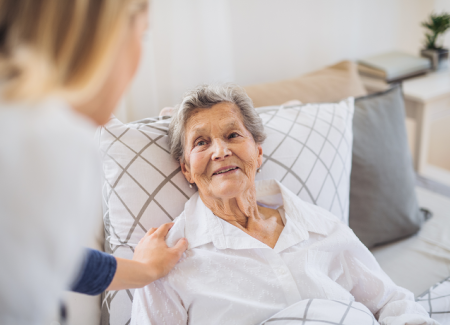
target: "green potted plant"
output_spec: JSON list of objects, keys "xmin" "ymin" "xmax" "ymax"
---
[{"xmin": 421, "ymin": 12, "xmax": 450, "ymax": 70}]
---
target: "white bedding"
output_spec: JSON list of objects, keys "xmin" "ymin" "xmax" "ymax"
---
[
  {"xmin": 416, "ymin": 187, "xmax": 450, "ymax": 260},
  {"xmin": 371, "ymin": 187, "xmax": 450, "ymax": 297}
]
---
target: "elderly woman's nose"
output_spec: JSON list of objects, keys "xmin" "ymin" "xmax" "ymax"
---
[{"xmin": 211, "ymin": 139, "xmax": 231, "ymax": 160}]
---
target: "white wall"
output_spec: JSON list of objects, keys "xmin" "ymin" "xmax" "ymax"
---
[
  {"xmin": 120, "ymin": 0, "xmax": 443, "ymax": 121},
  {"xmin": 229, "ymin": 0, "xmax": 434, "ymax": 85}
]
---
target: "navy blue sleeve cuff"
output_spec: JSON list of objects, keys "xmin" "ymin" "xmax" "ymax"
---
[{"xmin": 71, "ymin": 248, "xmax": 117, "ymax": 295}]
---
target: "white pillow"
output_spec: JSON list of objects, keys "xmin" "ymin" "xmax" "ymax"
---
[
  {"xmin": 416, "ymin": 276, "xmax": 450, "ymax": 324},
  {"xmin": 256, "ymin": 98, "xmax": 354, "ymax": 224},
  {"xmin": 99, "ymin": 116, "xmax": 196, "ymax": 325},
  {"xmin": 101, "ymin": 117, "xmax": 196, "ymax": 250},
  {"xmin": 261, "ymin": 299, "xmax": 377, "ymax": 325},
  {"xmin": 99, "ymin": 98, "xmax": 354, "ymax": 325}
]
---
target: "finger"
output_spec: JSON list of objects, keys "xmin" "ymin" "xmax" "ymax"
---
[
  {"xmin": 154, "ymin": 222, "xmax": 174, "ymax": 238},
  {"xmin": 170, "ymin": 238, "xmax": 188, "ymax": 257},
  {"xmin": 146, "ymin": 227, "xmax": 158, "ymax": 236}
]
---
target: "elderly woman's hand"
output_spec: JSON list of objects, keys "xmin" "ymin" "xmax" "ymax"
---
[{"xmin": 107, "ymin": 223, "xmax": 188, "ymax": 290}]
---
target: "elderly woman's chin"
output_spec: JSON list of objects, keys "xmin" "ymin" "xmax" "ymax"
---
[{"xmin": 208, "ymin": 171, "xmax": 253, "ymax": 199}]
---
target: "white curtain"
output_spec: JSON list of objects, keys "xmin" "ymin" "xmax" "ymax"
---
[{"xmin": 117, "ymin": 0, "xmax": 234, "ymax": 122}]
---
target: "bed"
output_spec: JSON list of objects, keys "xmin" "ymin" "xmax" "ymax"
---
[{"xmin": 62, "ymin": 61, "xmax": 450, "ymax": 325}]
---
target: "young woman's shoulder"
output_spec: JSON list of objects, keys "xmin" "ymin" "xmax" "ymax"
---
[{"xmin": 0, "ymin": 99, "xmax": 97, "ymax": 154}]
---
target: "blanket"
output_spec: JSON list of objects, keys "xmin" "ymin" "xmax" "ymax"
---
[{"xmin": 260, "ymin": 299, "xmax": 378, "ymax": 325}]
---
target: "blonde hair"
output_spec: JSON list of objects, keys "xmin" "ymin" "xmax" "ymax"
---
[{"xmin": 0, "ymin": 0, "xmax": 148, "ymax": 103}]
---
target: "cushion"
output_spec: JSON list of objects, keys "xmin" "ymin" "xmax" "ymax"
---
[
  {"xmin": 416, "ymin": 276, "xmax": 450, "ymax": 324},
  {"xmin": 244, "ymin": 61, "xmax": 367, "ymax": 107},
  {"xmin": 261, "ymin": 299, "xmax": 377, "ymax": 325},
  {"xmin": 99, "ymin": 98, "xmax": 354, "ymax": 324},
  {"xmin": 349, "ymin": 85, "xmax": 426, "ymax": 248},
  {"xmin": 255, "ymin": 98, "xmax": 354, "ymax": 223}
]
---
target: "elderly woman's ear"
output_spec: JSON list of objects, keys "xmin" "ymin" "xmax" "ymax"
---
[
  {"xmin": 256, "ymin": 144, "xmax": 263, "ymax": 170},
  {"xmin": 180, "ymin": 160, "xmax": 193, "ymax": 184}
]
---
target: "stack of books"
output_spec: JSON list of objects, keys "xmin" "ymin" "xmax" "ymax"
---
[{"xmin": 358, "ymin": 51, "xmax": 431, "ymax": 84}]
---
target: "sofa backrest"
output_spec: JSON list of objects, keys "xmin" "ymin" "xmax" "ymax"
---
[{"xmin": 244, "ymin": 61, "xmax": 367, "ymax": 107}]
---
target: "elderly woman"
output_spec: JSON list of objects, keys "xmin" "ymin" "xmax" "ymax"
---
[{"xmin": 131, "ymin": 85, "xmax": 436, "ymax": 325}]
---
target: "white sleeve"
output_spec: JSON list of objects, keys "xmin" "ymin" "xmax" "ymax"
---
[
  {"xmin": 131, "ymin": 279, "xmax": 188, "ymax": 325},
  {"xmin": 338, "ymin": 230, "xmax": 438, "ymax": 325}
]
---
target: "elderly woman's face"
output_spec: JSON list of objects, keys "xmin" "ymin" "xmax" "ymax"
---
[{"xmin": 180, "ymin": 102, "xmax": 263, "ymax": 200}]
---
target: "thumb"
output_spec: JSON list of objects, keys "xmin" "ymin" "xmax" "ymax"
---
[{"xmin": 171, "ymin": 238, "xmax": 188, "ymax": 256}]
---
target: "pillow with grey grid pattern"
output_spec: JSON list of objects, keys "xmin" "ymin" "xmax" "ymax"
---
[
  {"xmin": 99, "ymin": 98, "xmax": 354, "ymax": 325},
  {"xmin": 259, "ymin": 299, "xmax": 377, "ymax": 325},
  {"xmin": 416, "ymin": 276, "xmax": 450, "ymax": 324}
]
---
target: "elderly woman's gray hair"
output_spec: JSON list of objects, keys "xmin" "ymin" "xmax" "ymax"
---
[{"xmin": 168, "ymin": 84, "xmax": 266, "ymax": 162}]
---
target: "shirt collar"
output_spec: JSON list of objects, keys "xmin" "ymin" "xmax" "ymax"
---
[{"xmin": 184, "ymin": 179, "xmax": 335, "ymax": 252}]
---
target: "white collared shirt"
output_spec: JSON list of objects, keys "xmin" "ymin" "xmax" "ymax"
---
[{"xmin": 131, "ymin": 180, "xmax": 436, "ymax": 325}]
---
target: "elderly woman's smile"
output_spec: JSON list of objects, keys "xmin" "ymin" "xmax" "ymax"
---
[
  {"xmin": 181, "ymin": 102, "xmax": 263, "ymax": 202},
  {"xmin": 212, "ymin": 166, "xmax": 239, "ymax": 176}
]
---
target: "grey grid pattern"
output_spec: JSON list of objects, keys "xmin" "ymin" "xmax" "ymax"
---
[
  {"xmin": 416, "ymin": 276, "xmax": 450, "ymax": 324},
  {"xmin": 99, "ymin": 116, "xmax": 196, "ymax": 325},
  {"xmin": 255, "ymin": 100, "xmax": 354, "ymax": 224},
  {"xmin": 260, "ymin": 299, "xmax": 377, "ymax": 325},
  {"xmin": 101, "ymin": 116, "xmax": 195, "ymax": 253},
  {"xmin": 99, "ymin": 99, "xmax": 354, "ymax": 324}
]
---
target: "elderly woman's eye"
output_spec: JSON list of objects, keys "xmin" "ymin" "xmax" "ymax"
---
[
  {"xmin": 229, "ymin": 132, "xmax": 239, "ymax": 139},
  {"xmin": 196, "ymin": 140, "xmax": 206, "ymax": 147}
]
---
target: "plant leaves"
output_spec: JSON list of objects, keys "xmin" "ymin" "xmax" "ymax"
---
[{"xmin": 422, "ymin": 12, "xmax": 450, "ymax": 49}]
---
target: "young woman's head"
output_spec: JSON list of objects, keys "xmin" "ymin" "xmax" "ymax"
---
[{"xmin": 0, "ymin": 0, "xmax": 149, "ymax": 124}]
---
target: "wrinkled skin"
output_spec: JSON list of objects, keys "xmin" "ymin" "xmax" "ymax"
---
[{"xmin": 181, "ymin": 102, "xmax": 284, "ymax": 248}]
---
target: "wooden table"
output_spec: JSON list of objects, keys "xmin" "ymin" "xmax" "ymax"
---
[
  {"xmin": 361, "ymin": 71, "xmax": 450, "ymax": 185},
  {"xmin": 403, "ymin": 71, "xmax": 450, "ymax": 184}
]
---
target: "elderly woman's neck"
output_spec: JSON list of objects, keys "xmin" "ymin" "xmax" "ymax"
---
[{"xmin": 199, "ymin": 189, "xmax": 260, "ymax": 228}]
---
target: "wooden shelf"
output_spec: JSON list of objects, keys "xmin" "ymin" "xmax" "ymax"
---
[{"xmin": 361, "ymin": 71, "xmax": 450, "ymax": 186}]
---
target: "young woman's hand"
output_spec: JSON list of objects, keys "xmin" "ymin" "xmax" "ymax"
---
[
  {"xmin": 134, "ymin": 223, "xmax": 188, "ymax": 280},
  {"xmin": 107, "ymin": 223, "xmax": 188, "ymax": 290}
]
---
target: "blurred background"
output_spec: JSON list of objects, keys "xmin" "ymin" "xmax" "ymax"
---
[{"xmin": 118, "ymin": 0, "xmax": 450, "ymax": 121}]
